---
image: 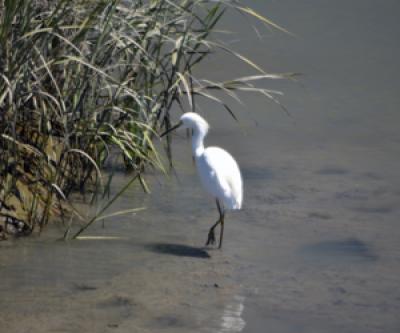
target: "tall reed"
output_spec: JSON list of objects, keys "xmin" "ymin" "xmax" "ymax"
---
[{"xmin": 0, "ymin": 0, "xmax": 290, "ymax": 237}]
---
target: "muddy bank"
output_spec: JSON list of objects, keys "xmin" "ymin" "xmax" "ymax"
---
[{"xmin": 0, "ymin": 190, "xmax": 243, "ymax": 333}]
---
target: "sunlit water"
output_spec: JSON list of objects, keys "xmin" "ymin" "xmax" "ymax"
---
[{"xmin": 1, "ymin": 0, "xmax": 400, "ymax": 332}]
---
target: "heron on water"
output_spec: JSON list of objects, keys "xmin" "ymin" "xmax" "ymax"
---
[{"xmin": 161, "ymin": 113, "xmax": 243, "ymax": 248}]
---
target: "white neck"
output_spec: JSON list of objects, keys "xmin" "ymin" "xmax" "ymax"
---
[{"xmin": 192, "ymin": 128, "xmax": 206, "ymax": 158}]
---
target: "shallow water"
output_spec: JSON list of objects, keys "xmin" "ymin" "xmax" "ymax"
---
[{"xmin": 1, "ymin": 0, "xmax": 400, "ymax": 332}]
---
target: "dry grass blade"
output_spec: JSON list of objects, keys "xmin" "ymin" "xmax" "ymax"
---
[{"xmin": 236, "ymin": 6, "xmax": 294, "ymax": 36}]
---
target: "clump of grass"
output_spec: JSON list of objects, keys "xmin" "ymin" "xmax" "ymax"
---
[{"xmin": 0, "ymin": 0, "xmax": 291, "ymax": 238}]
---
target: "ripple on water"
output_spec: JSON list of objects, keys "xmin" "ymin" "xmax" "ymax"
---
[
  {"xmin": 316, "ymin": 166, "xmax": 349, "ymax": 175},
  {"xmin": 300, "ymin": 238, "xmax": 378, "ymax": 264}
]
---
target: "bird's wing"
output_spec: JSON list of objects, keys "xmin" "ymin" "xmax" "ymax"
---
[{"xmin": 200, "ymin": 147, "xmax": 243, "ymax": 209}]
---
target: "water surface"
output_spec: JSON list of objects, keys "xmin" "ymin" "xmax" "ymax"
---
[{"xmin": 1, "ymin": 0, "xmax": 400, "ymax": 332}]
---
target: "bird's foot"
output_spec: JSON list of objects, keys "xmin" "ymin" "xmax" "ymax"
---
[{"xmin": 206, "ymin": 228, "xmax": 216, "ymax": 246}]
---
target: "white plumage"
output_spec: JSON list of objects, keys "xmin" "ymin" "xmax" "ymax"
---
[
  {"xmin": 197, "ymin": 146, "xmax": 243, "ymax": 210},
  {"xmin": 162, "ymin": 112, "xmax": 243, "ymax": 248}
]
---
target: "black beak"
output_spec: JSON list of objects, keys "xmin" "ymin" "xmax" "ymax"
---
[{"xmin": 160, "ymin": 121, "xmax": 183, "ymax": 137}]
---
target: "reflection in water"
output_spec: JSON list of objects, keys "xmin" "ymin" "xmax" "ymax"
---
[{"xmin": 219, "ymin": 295, "xmax": 246, "ymax": 333}]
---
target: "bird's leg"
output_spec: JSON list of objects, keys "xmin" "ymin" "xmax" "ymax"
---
[
  {"xmin": 206, "ymin": 200, "xmax": 224, "ymax": 247},
  {"xmin": 216, "ymin": 200, "xmax": 225, "ymax": 249},
  {"xmin": 206, "ymin": 219, "xmax": 220, "ymax": 246},
  {"xmin": 218, "ymin": 213, "xmax": 225, "ymax": 249}
]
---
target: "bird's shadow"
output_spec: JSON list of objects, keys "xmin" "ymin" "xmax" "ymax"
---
[{"xmin": 146, "ymin": 243, "xmax": 211, "ymax": 259}]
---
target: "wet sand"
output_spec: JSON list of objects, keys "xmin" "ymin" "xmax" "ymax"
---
[{"xmin": 1, "ymin": 0, "xmax": 400, "ymax": 332}]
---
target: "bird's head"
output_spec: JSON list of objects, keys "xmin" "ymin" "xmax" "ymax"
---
[
  {"xmin": 180, "ymin": 112, "xmax": 209, "ymax": 133},
  {"xmin": 161, "ymin": 112, "xmax": 209, "ymax": 137}
]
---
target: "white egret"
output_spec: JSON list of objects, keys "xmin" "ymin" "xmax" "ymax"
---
[{"xmin": 161, "ymin": 113, "xmax": 243, "ymax": 248}]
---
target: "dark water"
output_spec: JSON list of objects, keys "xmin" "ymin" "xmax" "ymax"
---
[
  {"xmin": 1, "ymin": 0, "xmax": 400, "ymax": 332},
  {"xmin": 212, "ymin": 1, "xmax": 400, "ymax": 332}
]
